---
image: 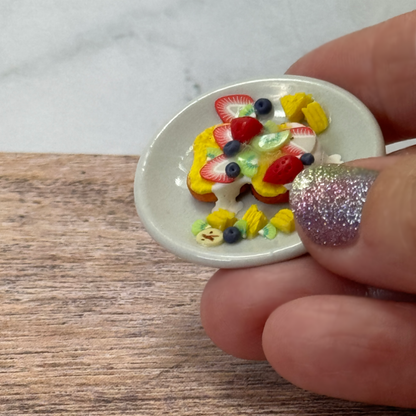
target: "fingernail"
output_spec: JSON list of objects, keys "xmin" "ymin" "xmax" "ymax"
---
[{"xmin": 290, "ymin": 165, "xmax": 378, "ymax": 246}]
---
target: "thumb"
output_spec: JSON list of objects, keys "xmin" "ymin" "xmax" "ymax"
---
[{"xmin": 290, "ymin": 153, "xmax": 416, "ymax": 293}]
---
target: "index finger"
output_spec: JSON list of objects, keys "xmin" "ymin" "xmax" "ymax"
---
[{"xmin": 286, "ymin": 11, "xmax": 416, "ymax": 144}]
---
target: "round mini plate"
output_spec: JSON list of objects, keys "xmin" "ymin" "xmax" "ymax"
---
[{"xmin": 134, "ymin": 76, "xmax": 385, "ymax": 269}]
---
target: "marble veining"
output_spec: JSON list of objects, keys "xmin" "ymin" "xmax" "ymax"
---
[{"xmin": 0, "ymin": 0, "xmax": 414, "ymax": 155}]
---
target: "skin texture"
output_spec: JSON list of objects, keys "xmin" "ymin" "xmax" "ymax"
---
[{"xmin": 201, "ymin": 11, "xmax": 416, "ymax": 407}]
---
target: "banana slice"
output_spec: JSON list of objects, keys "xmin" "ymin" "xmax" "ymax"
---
[{"xmin": 196, "ymin": 228, "xmax": 224, "ymax": 247}]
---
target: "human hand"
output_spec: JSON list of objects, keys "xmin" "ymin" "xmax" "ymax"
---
[{"xmin": 201, "ymin": 11, "xmax": 416, "ymax": 407}]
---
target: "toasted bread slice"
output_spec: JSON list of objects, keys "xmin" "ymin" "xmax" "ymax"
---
[
  {"xmin": 187, "ymin": 175, "xmax": 217, "ymax": 202},
  {"xmin": 251, "ymin": 186, "xmax": 289, "ymax": 204}
]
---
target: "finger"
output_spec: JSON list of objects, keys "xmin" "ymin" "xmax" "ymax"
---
[
  {"xmin": 289, "ymin": 154, "xmax": 416, "ymax": 293},
  {"xmin": 201, "ymin": 256, "xmax": 369, "ymax": 360},
  {"xmin": 346, "ymin": 145, "xmax": 416, "ymax": 170},
  {"xmin": 286, "ymin": 11, "xmax": 416, "ymax": 143},
  {"xmin": 263, "ymin": 295, "xmax": 416, "ymax": 407}
]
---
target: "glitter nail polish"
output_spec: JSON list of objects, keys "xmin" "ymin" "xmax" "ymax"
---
[{"xmin": 290, "ymin": 165, "xmax": 378, "ymax": 246}]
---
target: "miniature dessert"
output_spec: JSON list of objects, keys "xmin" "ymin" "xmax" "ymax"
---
[
  {"xmin": 187, "ymin": 93, "xmax": 338, "ymax": 212},
  {"xmin": 188, "ymin": 91, "xmax": 341, "ymax": 246}
]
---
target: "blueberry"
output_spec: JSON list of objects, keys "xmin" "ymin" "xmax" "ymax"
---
[
  {"xmin": 223, "ymin": 140, "xmax": 241, "ymax": 157},
  {"xmin": 223, "ymin": 226, "xmax": 241, "ymax": 244},
  {"xmin": 254, "ymin": 98, "xmax": 272, "ymax": 116},
  {"xmin": 300, "ymin": 153, "xmax": 315, "ymax": 165},
  {"xmin": 225, "ymin": 162, "xmax": 241, "ymax": 178}
]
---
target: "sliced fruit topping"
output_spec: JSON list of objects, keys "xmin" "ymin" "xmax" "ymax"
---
[
  {"xmin": 230, "ymin": 117, "xmax": 263, "ymax": 143},
  {"xmin": 263, "ymin": 120, "xmax": 279, "ymax": 134},
  {"xmin": 263, "ymin": 155, "xmax": 304, "ymax": 185},
  {"xmin": 206, "ymin": 147, "xmax": 223, "ymax": 160},
  {"xmin": 237, "ymin": 148, "xmax": 259, "ymax": 178},
  {"xmin": 281, "ymin": 143, "xmax": 305, "ymax": 157},
  {"xmin": 223, "ymin": 226, "xmax": 242, "ymax": 244},
  {"xmin": 280, "ymin": 92, "xmax": 313, "ymax": 122},
  {"xmin": 302, "ymin": 101, "xmax": 329, "ymax": 134},
  {"xmin": 241, "ymin": 204, "xmax": 268, "ymax": 239},
  {"xmin": 223, "ymin": 140, "xmax": 241, "ymax": 157},
  {"xmin": 196, "ymin": 228, "xmax": 224, "ymax": 247},
  {"xmin": 280, "ymin": 125, "xmax": 316, "ymax": 157},
  {"xmin": 238, "ymin": 104, "xmax": 255, "ymax": 118},
  {"xmin": 279, "ymin": 124, "xmax": 316, "ymax": 152},
  {"xmin": 259, "ymin": 223, "xmax": 277, "ymax": 240},
  {"xmin": 300, "ymin": 153, "xmax": 315, "ymax": 165},
  {"xmin": 225, "ymin": 162, "xmax": 241, "ymax": 178},
  {"xmin": 254, "ymin": 98, "xmax": 273, "ymax": 116},
  {"xmin": 191, "ymin": 219, "xmax": 210, "ymax": 236},
  {"xmin": 251, "ymin": 130, "xmax": 291, "ymax": 153},
  {"xmin": 278, "ymin": 122, "xmax": 306, "ymax": 130},
  {"xmin": 200, "ymin": 154, "xmax": 235, "ymax": 183},
  {"xmin": 215, "ymin": 94, "xmax": 254, "ymax": 123},
  {"xmin": 234, "ymin": 219, "xmax": 248, "ymax": 239},
  {"xmin": 289, "ymin": 126, "xmax": 316, "ymax": 153},
  {"xmin": 270, "ymin": 209, "xmax": 295, "ymax": 234},
  {"xmin": 206, "ymin": 209, "xmax": 237, "ymax": 231},
  {"xmin": 213, "ymin": 124, "xmax": 232, "ymax": 149}
]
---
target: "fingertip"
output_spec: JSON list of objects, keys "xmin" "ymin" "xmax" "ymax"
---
[
  {"xmin": 262, "ymin": 295, "xmax": 416, "ymax": 407},
  {"xmin": 290, "ymin": 159, "xmax": 416, "ymax": 293},
  {"xmin": 200, "ymin": 268, "xmax": 267, "ymax": 360},
  {"xmin": 201, "ymin": 259, "xmax": 366, "ymax": 361},
  {"xmin": 286, "ymin": 10, "xmax": 416, "ymax": 142}
]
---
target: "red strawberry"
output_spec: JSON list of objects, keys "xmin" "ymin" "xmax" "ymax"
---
[
  {"xmin": 215, "ymin": 95, "xmax": 254, "ymax": 123},
  {"xmin": 263, "ymin": 155, "xmax": 304, "ymax": 185},
  {"xmin": 230, "ymin": 117, "xmax": 263, "ymax": 143},
  {"xmin": 213, "ymin": 124, "xmax": 232, "ymax": 149},
  {"xmin": 200, "ymin": 154, "xmax": 235, "ymax": 183}
]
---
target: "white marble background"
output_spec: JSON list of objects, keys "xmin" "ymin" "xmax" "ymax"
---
[{"xmin": 0, "ymin": 0, "xmax": 415, "ymax": 155}]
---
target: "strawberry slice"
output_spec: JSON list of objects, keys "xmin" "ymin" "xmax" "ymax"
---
[
  {"xmin": 200, "ymin": 154, "xmax": 235, "ymax": 183},
  {"xmin": 215, "ymin": 95, "xmax": 254, "ymax": 123},
  {"xmin": 263, "ymin": 155, "xmax": 304, "ymax": 185},
  {"xmin": 213, "ymin": 124, "xmax": 232, "ymax": 149},
  {"xmin": 280, "ymin": 122, "xmax": 305, "ymax": 130},
  {"xmin": 281, "ymin": 142, "xmax": 306, "ymax": 157},
  {"xmin": 230, "ymin": 117, "xmax": 263, "ymax": 143},
  {"xmin": 280, "ymin": 124, "xmax": 316, "ymax": 154},
  {"xmin": 290, "ymin": 126, "xmax": 316, "ymax": 153}
]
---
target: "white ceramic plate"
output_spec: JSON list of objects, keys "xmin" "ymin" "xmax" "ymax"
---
[{"xmin": 134, "ymin": 76, "xmax": 385, "ymax": 268}]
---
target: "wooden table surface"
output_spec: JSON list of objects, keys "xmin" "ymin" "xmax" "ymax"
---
[{"xmin": 0, "ymin": 153, "xmax": 414, "ymax": 416}]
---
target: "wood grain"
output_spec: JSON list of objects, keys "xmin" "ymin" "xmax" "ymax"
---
[{"xmin": 0, "ymin": 153, "xmax": 413, "ymax": 415}]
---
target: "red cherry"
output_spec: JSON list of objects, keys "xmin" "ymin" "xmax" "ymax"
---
[
  {"xmin": 263, "ymin": 155, "xmax": 304, "ymax": 185},
  {"xmin": 230, "ymin": 117, "xmax": 262, "ymax": 143}
]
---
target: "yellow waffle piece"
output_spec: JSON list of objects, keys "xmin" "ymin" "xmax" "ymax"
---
[
  {"xmin": 241, "ymin": 204, "xmax": 268, "ymax": 239},
  {"xmin": 270, "ymin": 209, "xmax": 295, "ymax": 234},
  {"xmin": 280, "ymin": 93, "xmax": 313, "ymax": 122},
  {"xmin": 207, "ymin": 209, "xmax": 237, "ymax": 231},
  {"xmin": 302, "ymin": 101, "xmax": 329, "ymax": 134}
]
